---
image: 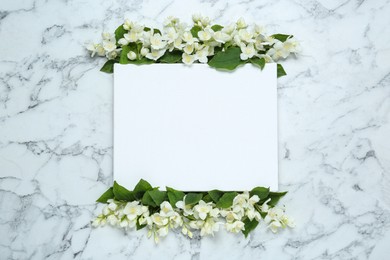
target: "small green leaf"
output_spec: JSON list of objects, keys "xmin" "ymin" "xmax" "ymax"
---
[
  {"xmin": 159, "ymin": 51, "xmax": 182, "ymax": 63},
  {"xmin": 216, "ymin": 192, "xmax": 237, "ymax": 208},
  {"xmin": 242, "ymin": 218, "xmax": 259, "ymax": 238},
  {"xmin": 277, "ymin": 64, "xmax": 287, "ymax": 78},
  {"xmin": 208, "ymin": 190, "xmax": 224, "ymax": 203},
  {"xmin": 142, "ymin": 191, "xmax": 157, "ymax": 207},
  {"xmin": 133, "ymin": 179, "xmax": 153, "ymax": 200},
  {"xmin": 214, "ymin": 46, "xmax": 223, "ymax": 53},
  {"xmin": 96, "ymin": 187, "xmax": 114, "ymax": 203},
  {"xmin": 144, "ymin": 27, "xmax": 161, "ymax": 35},
  {"xmin": 190, "ymin": 25, "xmax": 202, "ymax": 38},
  {"xmin": 136, "ymin": 220, "xmax": 147, "ymax": 230},
  {"xmin": 208, "ymin": 47, "xmax": 243, "ymax": 70},
  {"xmin": 185, "ymin": 193, "xmax": 203, "ymax": 206},
  {"xmin": 119, "ymin": 45, "xmax": 130, "ymax": 64},
  {"xmin": 113, "ymin": 181, "xmax": 135, "ymax": 201},
  {"xmin": 271, "ymin": 34, "xmax": 292, "ymax": 42},
  {"xmin": 250, "ymin": 187, "xmax": 270, "ymax": 200},
  {"xmin": 115, "ymin": 25, "xmax": 126, "ymax": 43},
  {"xmin": 250, "ymin": 57, "xmax": 265, "ymax": 70},
  {"xmin": 211, "ymin": 24, "xmax": 224, "ymax": 32},
  {"xmin": 166, "ymin": 187, "xmax": 185, "ymax": 207},
  {"xmin": 100, "ymin": 60, "xmax": 116, "ymax": 73},
  {"xmin": 203, "ymin": 194, "xmax": 213, "ymax": 203},
  {"xmin": 136, "ymin": 42, "xmax": 143, "ymax": 53},
  {"xmin": 268, "ymin": 191, "xmax": 287, "ymax": 206},
  {"xmin": 148, "ymin": 190, "xmax": 168, "ymax": 206}
]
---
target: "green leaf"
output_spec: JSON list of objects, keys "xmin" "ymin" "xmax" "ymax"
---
[
  {"xmin": 113, "ymin": 181, "xmax": 135, "ymax": 201},
  {"xmin": 208, "ymin": 47, "xmax": 243, "ymax": 70},
  {"xmin": 148, "ymin": 190, "xmax": 168, "ymax": 206},
  {"xmin": 203, "ymin": 194, "xmax": 213, "ymax": 203},
  {"xmin": 136, "ymin": 42, "xmax": 143, "ymax": 52},
  {"xmin": 242, "ymin": 218, "xmax": 259, "ymax": 238},
  {"xmin": 159, "ymin": 51, "xmax": 182, "ymax": 63},
  {"xmin": 271, "ymin": 34, "xmax": 292, "ymax": 42},
  {"xmin": 96, "ymin": 187, "xmax": 114, "ymax": 203},
  {"xmin": 144, "ymin": 27, "xmax": 161, "ymax": 35},
  {"xmin": 250, "ymin": 57, "xmax": 265, "ymax": 70},
  {"xmin": 211, "ymin": 24, "xmax": 224, "ymax": 32},
  {"xmin": 136, "ymin": 220, "xmax": 147, "ymax": 230},
  {"xmin": 119, "ymin": 45, "xmax": 131, "ymax": 64},
  {"xmin": 185, "ymin": 193, "xmax": 203, "ymax": 206},
  {"xmin": 208, "ymin": 190, "xmax": 224, "ymax": 203},
  {"xmin": 190, "ymin": 25, "xmax": 202, "ymax": 38},
  {"xmin": 216, "ymin": 192, "xmax": 237, "ymax": 208},
  {"xmin": 214, "ymin": 46, "xmax": 223, "ymax": 53},
  {"xmin": 142, "ymin": 191, "xmax": 157, "ymax": 207},
  {"xmin": 268, "ymin": 191, "xmax": 287, "ymax": 206},
  {"xmin": 100, "ymin": 60, "xmax": 116, "ymax": 73},
  {"xmin": 277, "ymin": 64, "xmax": 287, "ymax": 78},
  {"xmin": 133, "ymin": 179, "xmax": 153, "ymax": 200},
  {"xmin": 115, "ymin": 25, "xmax": 126, "ymax": 43},
  {"xmin": 250, "ymin": 187, "xmax": 270, "ymax": 200},
  {"xmin": 166, "ymin": 187, "xmax": 185, "ymax": 207}
]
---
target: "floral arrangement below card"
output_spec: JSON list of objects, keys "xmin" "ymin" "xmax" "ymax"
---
[
  {"xmin": 87, "ymin": 15, "xmax": 300, "ymax": 77},
  {"xmin": 88, "ymin": 15, "xmax": 298, "ymax": 243},
  {"xmin": 93, "ymin": 180, "xmax": 294, "ymax": 243}
]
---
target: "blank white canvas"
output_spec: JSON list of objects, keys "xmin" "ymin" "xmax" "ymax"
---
[{"xmin": 114, "ymin": 63, "xmax": 278, "ymax": 191}]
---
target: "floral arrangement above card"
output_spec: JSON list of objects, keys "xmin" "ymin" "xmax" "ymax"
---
[
  {"xmin": 87, "ymin": 15, "xmax": 299, "ymax": 243},
  {"xmin": 87, "ymin": 15, "xmax": 299, "ymax": 77}
]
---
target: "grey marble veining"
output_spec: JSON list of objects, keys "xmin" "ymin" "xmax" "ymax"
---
[{"xmin": 0, "ymin": 0, "xmax": 390, "ymax": 259}]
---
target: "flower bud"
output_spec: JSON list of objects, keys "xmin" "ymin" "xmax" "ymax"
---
[{"xmin": 127, "ymin": 51, "xmax": 137, "ymax": 60}]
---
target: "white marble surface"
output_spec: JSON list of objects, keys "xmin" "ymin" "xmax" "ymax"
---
[{"xmin": 0, "ymin": 0, "xmax": 390, "ymax": 259}]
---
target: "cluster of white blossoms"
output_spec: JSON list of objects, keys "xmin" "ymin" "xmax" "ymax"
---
[
  {"xmin": 262, "ymin": 201, "xmax": 296, "ymax": 233},
  {"xmin": 87, "ymin": 32, "xmax": 118, "ymax": 60},
  {"xmin": 92, "ymin": 192, "xmax": 294, "ymax": 243},
  {"xmin": 220, "ymin": 192, "xmax": 261, "ymax": 233},
  {"xmin": 87, "ymin": 15, "xmax": 300, "ymax": 65}
]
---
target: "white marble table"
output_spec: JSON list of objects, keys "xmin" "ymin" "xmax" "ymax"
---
[{"xmin": 1, "ymin": 0, "xmax": 390, "ymax": 259}]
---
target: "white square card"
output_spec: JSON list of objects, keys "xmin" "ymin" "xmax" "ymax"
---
[{"xmin": 114, "ymin": 63, "xmax": 278, "ymax": 191}]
